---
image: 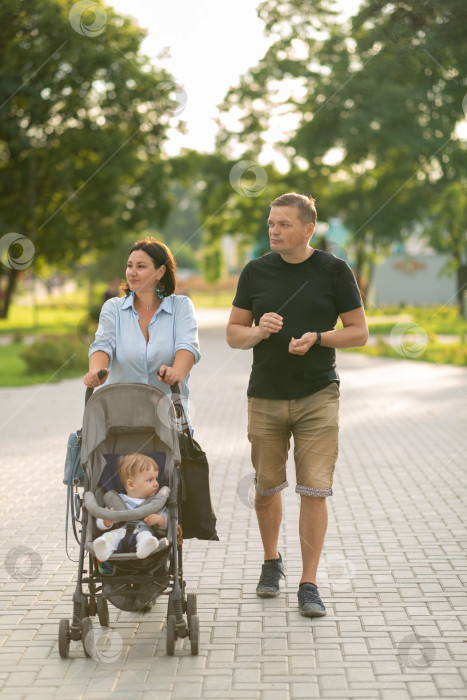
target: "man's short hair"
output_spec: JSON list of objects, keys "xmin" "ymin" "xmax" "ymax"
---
[
  {"xmin": 270, "ymin": 192, "xmax": 317, "ymax": 225},
  {"xmin": 117, "ymin": 453, "xmax": 159, "ymax": 486}
]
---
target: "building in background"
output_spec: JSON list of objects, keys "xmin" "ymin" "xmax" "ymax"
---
[
  {"xmin": 369, "ymin": 253, "xmax": 456, "ymax": 307},
  {"xmin": 322, "ymin": 218, "xmax": 457, "ymax": 307}
]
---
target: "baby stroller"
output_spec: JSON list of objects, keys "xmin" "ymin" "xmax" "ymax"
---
[{"xmin": 58, "ymin": 378, "xmax": 199, "ymax": 658}]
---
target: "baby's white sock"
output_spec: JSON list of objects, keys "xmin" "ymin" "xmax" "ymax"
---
[
  {"xmin": 136, "ymin": 530, "xmax": 159, "ymax": 559},
  {"xmin": 94, "ymin": 527, "xmax": 125, "ymax": 561}
]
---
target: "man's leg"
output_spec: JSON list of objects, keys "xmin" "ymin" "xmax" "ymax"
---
[
  {"xmin": 292, "ymin": 384, "xmax": 339, "ymax": 615},
  {"xmin": 255, "ymin": 491, "xmax": 282, "ymax": 560},
  {"xmin": 248, "ymin": 397, "xmax": 289, "ymax": 597},
  {"xmin": 255, "ymin": 491, "xmax": 285, "ymax": 596},
  {"xmin": 299, "ymin": 495, "xmax": 328, "ymax": 585}
]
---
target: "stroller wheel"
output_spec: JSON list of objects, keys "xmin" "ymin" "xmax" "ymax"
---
[
  {"xmin": 81, "ymin": 617, "xmax": 94, "ymax": 658},
  {"xmin": 58, "ymin": 619, "xmax": 70, "ymax": 659},
  {"xmin": 166, "ymin": 615, "xmax": 176, "ymax": 656},
  {"xmin": 189, "ymin": 615, "xmax": 199, "ymax": 656},
  {"xmin": 186, "ymin": 593, "xmax": 197, "ymax": 623},
  {"xmin": 96, "ymin": 595, "xmax": 110, "ymax": 627}
]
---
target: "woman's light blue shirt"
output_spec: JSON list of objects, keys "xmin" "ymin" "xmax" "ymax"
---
[{"xmin": 89, "ymin": 294, "xmax": 200, "ymax": 405}]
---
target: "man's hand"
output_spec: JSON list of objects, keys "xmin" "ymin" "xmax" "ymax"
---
[
  {"xmin": 158, "ymin": 366, "xmax": 182, "ymax": 386},
  {"xmin": 258, "ymin": 312, "xmax": 283, "ymax": 339},
  {"xmin": 288, "ymin": 332, "xmax": 317, "ymax": 355},
  {"xmin": 144, "ymin": 514, "xmax": 165, "ymax": 527}
]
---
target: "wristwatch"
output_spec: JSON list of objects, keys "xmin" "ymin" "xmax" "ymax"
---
[{"xmin": 315, "ymin": 331, "xmax": 322, "ymax": 346}]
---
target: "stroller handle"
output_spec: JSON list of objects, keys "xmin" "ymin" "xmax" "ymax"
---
[
  {"xmin": 157, "ymin": 370, "xmax": 182, "ymax": 416},
  {"xmin": 168, "ymin": 382, "xmax": 185, "ymax": 421},
  {"xmin": 84, "ymin": 372, "xmax": 183, "ymax": 418},
  {"xmin": 85, "ymin": 368, "xmax": 108, "ymax": 405}
]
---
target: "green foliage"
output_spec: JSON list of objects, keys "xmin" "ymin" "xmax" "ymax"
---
[
  {"xmin": 347, "ymin": 338, "xmax": 467, "ymax": 367},
  {"xmin": 169, "ymin": 151, "xmax": 327, "ymax": 283},
  {"xmin": 214, "ymin": 0, "xmax": 467, "ymax": 298},
  {"xmin": 161, "ymin": 182, "xmax": 203, "ymax": 252},
  {"xmin": 411, "ymin": 305, "xmax": 467, "ymax": 336},
  {"xmin": 0, "ymin": 0, "xmax": 180, "ymax": 315},
  {"xmin": 424, "ymin": 180, "xmax": 467, "ymax": 305},
  {"xmin": 366, "ymin": 305, "xmax": 467, "ymax": 336},
  {"xmin": 202, "ymin": 242, "xmax": 225, "ymax": 284},
  {"xmin": 20, "ymin": 335, "xmax": 89, "ymax": 374},
  {"xmin": 170, "ymin": 240, "xmax": 200, "ymax": 270},
  {"xmin": 11, "ymin": 329, "xmax": 25, "ymax": 344}
]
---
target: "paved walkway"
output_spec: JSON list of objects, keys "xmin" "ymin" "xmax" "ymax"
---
[{"xmin": 0, "ymin": 323, "xmax": 466, "ymax": 700}]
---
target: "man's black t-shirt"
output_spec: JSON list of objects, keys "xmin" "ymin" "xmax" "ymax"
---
[{"xmin": 232, "ymin": 250, "xmax": 363, "ymax": 399}]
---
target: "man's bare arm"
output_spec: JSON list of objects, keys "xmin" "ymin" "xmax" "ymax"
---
[
  {"xmin": 322, "ymin": 306, "xmax": 369, "ymax": 348},
  {"xmin": 226, "ymin": 307, "xmax": 283, "ymax": 349},
  {"xmin": 289, "ymin": 306, "xmax": 369, "ymax": 355}
]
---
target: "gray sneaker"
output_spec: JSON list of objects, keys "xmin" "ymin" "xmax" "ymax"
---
[
  {"xmin": 256, "ymin": 553, "xmax": 285, "ymax": 597},
  {"xmin": 297, "ymin": 583, "xmax": 326, "ymax": 617}
]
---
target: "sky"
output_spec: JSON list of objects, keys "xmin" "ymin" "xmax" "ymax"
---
[{"xmin": 107, "ymin": 0, "xmax": 362, "ymax": 155}]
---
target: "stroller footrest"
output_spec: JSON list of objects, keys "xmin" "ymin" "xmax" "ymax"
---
[{"xmin": 86, "ymin": 538, "xmax": 170, "ymax": 561}]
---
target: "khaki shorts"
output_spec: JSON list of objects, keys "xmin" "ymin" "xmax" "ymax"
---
[{"xmin": 247, "ymin": 383, "xmax": 339, "ymax": 497}]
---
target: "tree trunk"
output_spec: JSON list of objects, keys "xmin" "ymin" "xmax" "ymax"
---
[
  {"xmin": 0, "ymin": 268, "xmax": 18, "ymax": 319},
  {"xmin": 354, "ymin": 243, "xmax": 367, "ymax": 304},
  {"xmin": 457, "ymin": 264, "xmax": 467, "ymax": 318}
]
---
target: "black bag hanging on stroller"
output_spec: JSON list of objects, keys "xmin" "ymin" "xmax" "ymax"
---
[
  {"xmin": 178, "ymin": 430, "xmax": 218, "ymax": 541},
  {"xmin": 170, "ymin": 388, "xmax": 218, "ymax": 541}
]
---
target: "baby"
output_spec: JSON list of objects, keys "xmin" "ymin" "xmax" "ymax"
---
[{"xmin": 93, "ymin": 453, "xmax": 168, "ymax": 561}]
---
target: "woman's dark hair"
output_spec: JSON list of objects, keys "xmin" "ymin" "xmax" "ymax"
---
[{"xmin": 123, "ymin": 237, "xmax": 177, "ymax": 297}]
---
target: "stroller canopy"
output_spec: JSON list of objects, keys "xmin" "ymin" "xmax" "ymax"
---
[{"xmin": 81, "ymin": 383, "xmax": 181, "ymax": 467}]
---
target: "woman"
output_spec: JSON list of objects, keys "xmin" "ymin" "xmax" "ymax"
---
[{"xmin": 83, "ymin": 237, "xmax": 200, "ymax": 423}]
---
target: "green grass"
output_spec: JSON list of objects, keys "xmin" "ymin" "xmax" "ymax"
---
[
  {"xmin": 0, "ymin": 304, "xmax": 87, "ymax": 337},
  {"xmin": 0, "ymin": 343, "xmax": 86, "ymax": 386}
]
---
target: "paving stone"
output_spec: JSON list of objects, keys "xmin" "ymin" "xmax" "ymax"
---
[
  {"xmin": 408, "ymin": 681, "xmax": 441, "ymax": 696},
  {"xmin": 381, "ymin": 691, "xmax": 411, "ymax": 700},
  {"xmin": 346, "ymin": 667, "xmax": 376, "ymax": 682},
  {"xmin": 289, "ymin": 683, "xmax": 320, "ymax": 698},
  {"xmin": 320, "ymin": 674, "xmax": 349, "ymax": 690}
]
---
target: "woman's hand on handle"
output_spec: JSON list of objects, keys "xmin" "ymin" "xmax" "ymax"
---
[
  {"xmin": 157, "ymin": 365, "xmax": 182, "ymax": 386},
  {"xmin": 83, "ymin": 367, "xmax": 109, "ymax": 388}
]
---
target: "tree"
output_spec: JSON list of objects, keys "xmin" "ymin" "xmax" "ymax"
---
[
  {"xmin": 215, "ymin": 0, "xmax": 467, "ymax": 300},
  {"xmin": 426, "ymin": 180, "xmax": 467, "ymax": 308},
  {"xmin": 169, "ymin": 150, "xmax": 330, "ymax": 282},
  {"xmin": 293, "ymin": 0, "xmax": 467, "ymax": 295},
  {"xmin": 216, "ymin": 0, "xmax": 338, "ymax": 160},
  {"xmin": 0, "ymin": 0, "xmax": 180, "ymax": 316}
]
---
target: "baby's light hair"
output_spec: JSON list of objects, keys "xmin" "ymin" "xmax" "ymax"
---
[{"xmin": 117, "ymin": 453, "xmax": 159, "ymax": 488}]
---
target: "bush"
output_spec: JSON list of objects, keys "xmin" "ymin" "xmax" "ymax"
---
[
  {"xmin": 346, "ymin": 338, "xmax": 467, "ymax": 366},
  {"xmin": 20, "ymin": 336, "xmax": 89, "ymax": 375},
  {"xmin": 11, "ymin": 329, "xmax": 25, "ymax": 344},
  {"xmin": 202, "ymin": 242, "xmax": 225, "ymax": 283}
]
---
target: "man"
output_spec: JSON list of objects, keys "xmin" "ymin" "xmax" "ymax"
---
[{"xmin": 226, "ymin": 192, "xmax": 368, "ymax": 617}]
